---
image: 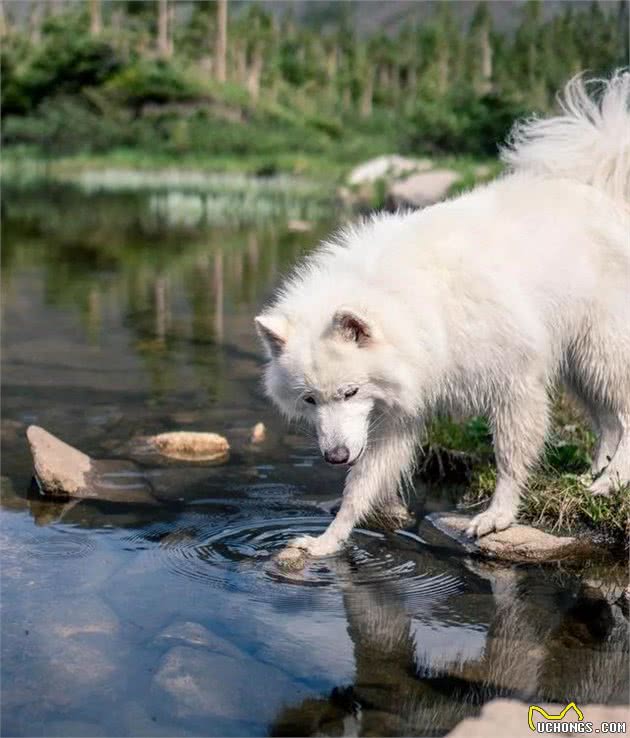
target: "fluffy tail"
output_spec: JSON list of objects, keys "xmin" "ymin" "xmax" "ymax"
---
[{"xmin": 501, "ymin": 70, "xmax": 630, "ymax": 204}]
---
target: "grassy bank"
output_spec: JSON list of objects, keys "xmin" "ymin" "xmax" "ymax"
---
[{"xmin": 421, "ymin": 401, "xmax": 629, "ymax": 547}]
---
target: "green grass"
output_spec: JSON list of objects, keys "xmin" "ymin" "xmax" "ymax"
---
[{"xmin": 466, "ymin": 465, "xmax": 629, "ymax": 545}]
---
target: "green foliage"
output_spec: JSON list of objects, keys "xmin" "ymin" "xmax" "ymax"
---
[
  {"xmin": 0, "ymin": 0, "xmax": 626, "ymax": 164},
  {"xmin": 2, "ymin": 34, "xmax": 121, "ymax": 115},
  {"xmin": 406, "ymin": 92, "xmax": 532, "ymax": 157},
  {"xmin": 105, "ymin": 60, "xmax": 204, "ymax": 109}
]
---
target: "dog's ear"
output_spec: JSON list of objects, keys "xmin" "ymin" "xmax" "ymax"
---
[
  {"xmin": 255, "ymin": 313, "xmax": 288, "ymax": 358},
  {"xmin": 333, "ymin": 308, "xmax": 372, "ymax": 347}
]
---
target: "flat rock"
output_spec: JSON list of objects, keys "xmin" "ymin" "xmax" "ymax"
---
[
  {"xmin": 149, "ymin": 431, "xmax": 229, "ymax": 461},
  {"xmin": 447, "ymin": 699, "xmax": 630, "ymax": 738},
  {"xmin": 26, "ymin": 425, "xmax": 156, "ymax": 503},
  {"xmin": 388, "ymin": 169, "xmax": 460, "ymax": 208},
  {"xmin": 348, "ymin": 155, "xmax": 431, "ymax": 185},
  {"xmin": 153, "ymin": 646, "xmax": 308, "ymax": 721},
  {"xmin": 431, "ymin": 513, "xmax": 594, "ymax": 562}
]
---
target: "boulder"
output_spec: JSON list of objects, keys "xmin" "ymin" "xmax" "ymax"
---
[
  {"xmin": 431, "ymin": 513, "xmax": 595, "ymax": 562},
  {"xmin": 26, "ymin": 425, "xmax": 156, "ymax": 504},
  {"xmin": 348, "ymin": 155, "xmax": 431, "ymax": 186},
  {"xmin": 388, "ymin": 169, "xmax": 460, "ymax": 209}
]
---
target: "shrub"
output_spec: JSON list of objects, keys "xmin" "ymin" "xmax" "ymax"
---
[{"xmin": 406, "ymin": 91, "xmax": 531, "ymax": 157}]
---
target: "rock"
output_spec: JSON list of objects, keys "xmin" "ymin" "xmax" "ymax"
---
[
  {"xmin": 26, "ymin": 425, "xmax": 157, "ymax": 504},
  {"xmin": 47, "ymin": 596, "xmax": 120, "ymax": 639},
  {"xmin": 150, "ymin": 431, "xmax": 229, "ymax": 462},
  {"xmin": 250, "ymin": 422, "xmax": 266, "ymax": 444},
  {"xmin": 27, "ymin": 425, "xmax": 92, "ymax": 497},
  {"xmin": 447, "ymin": 699, "xmax": 630, "ymax": 738},
  {"xmin": 155, "ymin": 621, "xmax": 244, "ymax": 659},
  {"xmin": 287, "ymin": 219, "xmax": 312, "ymax": 233},
  {"xmin": 431, "ymin": 513, "xmax": 595, "ymax": 562},
  {"xmin": 274, "ymin": 546, "xmax": 308, "ymax": 571},
  {"xmin": 388, "ymin": 169, "xmax": 460, "ymax": 209},
  {"xmin": 348, "ymin": 155, "xmax": 431, "ymax": 185},
  {"xmin": 153, "ymin": 646, "xmax": 307, "ymax": 721}
]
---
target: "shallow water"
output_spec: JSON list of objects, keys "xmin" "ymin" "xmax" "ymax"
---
[{"xmin": 2, "ymin": 185, "xmax": 628, "ymax": 737}]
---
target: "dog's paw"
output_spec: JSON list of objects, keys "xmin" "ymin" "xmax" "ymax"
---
[
  {"xmin": 283, "ymin": 534, "xmax": 341, "ymax": 558},
  {"xmin": 466, "ymin": 509, "xmax": 515, "ymax": 538},
  {"xmin": 589, "ymin": 473, "xmax": 614, "ymax": 497}
]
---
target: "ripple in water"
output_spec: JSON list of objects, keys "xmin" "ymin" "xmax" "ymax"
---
[
  {"xmin": 24, "ymin": 527, "xmax": 96, "ymax": 560},
  {"xmin": 126, "ymin": 513, "xmax": 464, "ymax": 609}
]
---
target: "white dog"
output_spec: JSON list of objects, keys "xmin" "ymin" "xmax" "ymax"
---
[{"xmin": 256, "ymin": 72, "xmax": 630, "ymax": 558}]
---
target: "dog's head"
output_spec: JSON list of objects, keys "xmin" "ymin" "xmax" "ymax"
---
[{"xmin": 255, "ymin": 306, "xmax": 392, "ymax": 466}]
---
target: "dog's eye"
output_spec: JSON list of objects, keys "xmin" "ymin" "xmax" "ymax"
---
[
  {"xmin": 344, "ymin": 387, "xmax": 359, "ymax": 400},
  {"xmin": 304, "ymin": 395, "xmax": 316, "ymax": 405}
]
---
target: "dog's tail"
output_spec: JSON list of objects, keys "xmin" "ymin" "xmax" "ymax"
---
[{"xmin": 501, "ymin": 70, "xmax": 630, "ymax": 205}]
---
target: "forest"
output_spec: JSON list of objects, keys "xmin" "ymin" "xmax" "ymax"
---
[{"xmin": 1, "ymin": 0, "xmax": 628, "ymax": 176}]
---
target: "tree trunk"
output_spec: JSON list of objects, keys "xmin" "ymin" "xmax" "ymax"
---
[
  {"xmin": 215, "ymin": 0, "xmax": 228, "ymax": 82},
  {"xmin": 437, "ymin": 49, "xmax": 449, "ymax": 95},
  {"xmin": 157, "ymin": 0, "xmax": 171, "ymax": 59},
  {"xmin": 360, "ymin": 65, "xmax": 374, "ymax": 118},
  {"xmin": 476, "ymin": 26, "xmax": 493, "ymax": 94},
  {"xmin": 247, "ymin": 45, "xmax": 264, "ymax": 102},
  {"xmin": 89, "ymin": 0, "xmax": 102, "ymax": 36},
  {"xmin": 29, "ymin": 1, "xmax": 43, "ymax": 44},
  {"xmin": 0, "ymin": 0, "xmax": 8, "ymax": 37},
  {"xmin": 236, "ymin": 42, "xmax": 247, "ymax": 85}
]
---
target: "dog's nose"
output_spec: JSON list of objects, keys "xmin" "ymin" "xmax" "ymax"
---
[{"xmin": 324, "ymin": 445, "xmax": 350, "ymax": 465}]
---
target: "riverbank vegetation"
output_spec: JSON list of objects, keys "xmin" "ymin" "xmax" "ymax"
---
[
  {"xmin": 2, "ymin": 0, "xmax": 627, "ymax": 178},
  {"xmin": 422, "ymin": 401, "xmax": 629, "ymax": 547}
]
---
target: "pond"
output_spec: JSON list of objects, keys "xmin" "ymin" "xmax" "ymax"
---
[{"xmin": 1, "ymin": 184, "xmax": 628, "ymax": 737}]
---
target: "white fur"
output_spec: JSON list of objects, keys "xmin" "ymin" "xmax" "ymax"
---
[{"xmin": 257, "ymin": 72, "xmax": 630, "ymax": 557}]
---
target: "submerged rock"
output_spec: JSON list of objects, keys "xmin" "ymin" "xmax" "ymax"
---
[
  {"xmin": 153, "ymin": 646, "xmax": 306, "ymax": 720},
  {"xmin": 47, "ymin": 596, "xmax": 120, "ymax": 639},
  {"xmin": 431, "ymin": 513, "xmax": 596, "ymax": 562},
  {"xmin": 149, "ymin": 431, "xmax": 229, "ymax": 461},
  {"xmin": 155, "ymin": 621, "xmax": 244, "ymax": 659}
]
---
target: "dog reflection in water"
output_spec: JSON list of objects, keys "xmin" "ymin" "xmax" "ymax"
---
[{"xmin": 270, "ymin": 552, "xmax": 629, "ymax": 737}]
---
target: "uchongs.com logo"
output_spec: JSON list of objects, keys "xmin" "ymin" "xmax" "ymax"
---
[{"xmin": 528, "ymin": 702, "xmax": 627, "ymax": 734}]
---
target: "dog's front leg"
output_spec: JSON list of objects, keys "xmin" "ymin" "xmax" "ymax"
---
[{"xmin": 281, "ymin": 422, "xmax": 417, "ymax": 558}]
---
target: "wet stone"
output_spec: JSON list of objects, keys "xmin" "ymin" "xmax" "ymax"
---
[
  {"xmin": 155, "ymin": 621, "xmax": 245, "ymax": 659},
  {"xmin": 153, "ymin": 646, "xmax": 309, "ymax": 722},
  {"xmin": 46, "ymin": 595, "xmax": 120, "ymax": 639},
  {"xmin": 431, "ymin": 513, "xmax": 597, "ymax": 562}
]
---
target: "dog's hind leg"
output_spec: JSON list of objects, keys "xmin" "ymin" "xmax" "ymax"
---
[
  {"xmin": 590, "ymin": 411, "xmax": 630, "ymax": 495},
  {"xmin": 568, "ymin": 317, "xmax": 630, "ymax": 495},
  {"xmin": 587, "ymin": 405, "xmax": 622, "ymax": 476},
  {"xmin": 467, "ymin": 374, "xmax": 550, "ymax": 538}
]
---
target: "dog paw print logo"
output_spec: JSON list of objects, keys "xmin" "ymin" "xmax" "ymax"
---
[{"xmin": 528, "ymin": 702, "xmax": 584, "ymax": 732}]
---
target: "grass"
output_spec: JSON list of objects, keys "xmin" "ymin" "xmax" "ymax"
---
[
  {"xmin": 420, "ymin": 400, "xmax": 629, "ymax": 547},
  {"xmin": 467, "ymin": 466, "xmax": 629, "ymax": 544}
]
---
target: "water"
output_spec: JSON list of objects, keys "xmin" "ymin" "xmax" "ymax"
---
[{"xmin": 2, "ymin": 184, "xmax": 628, "ymax": 737}]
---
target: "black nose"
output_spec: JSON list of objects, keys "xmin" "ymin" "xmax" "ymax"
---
[{"xmin": 324, "ymin": 446, "xmax": 350, "ymax": 465}]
